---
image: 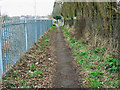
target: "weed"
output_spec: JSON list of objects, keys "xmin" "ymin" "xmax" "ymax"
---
[
  {"xmin": 79, "ymin": 51, "xmax": 89, "ymax": 56},
  {"xmin": 82, "ymin": 63, "xmax": 87, "ymax": 69},
  {"xmin": 70, "ymin": 38, "xmax": 76, "ymax": 43},
  {"xmin": 27, "ymin": 70, "xmax": 42, "ymax": 78},
  {"xmin": 11, "ymin": 74, "xmax": 16, "ymax": 78},
  {"xmin": 93, "ymin": 48, "xmax": 106, "ymax": 54},
  {"xmin": 7, "ymin": 82, "xmax": 15, "ymax": 87},
  {"xmin": 75, "ymin": 55, "xmax": 84, "ymax": 63},
  {"xmin": 34, "ymin": 79, "xmax": 37, "ymax": 82},
  {"xmin": 3, "ymin": 77, "xmax": 11, "ymax": 81},
  {"xmin": 43, "ymin": 54, "xmax": 47, "ymax": 56},
  {"xmin": 90, "ymin": 79, "xmax": 102, "ymax": 88},
  {"xmin": 16, "ymin": 76, "xmax": 19, "ymax": 80},
  {"xmin": 91, "ymin": 54, "xmax": 98, "ymax": 59},
  {"xmin": 89, "ymin": 64, "xmax": 100, "ymax": 70},
  {"xmin": 105, "ymin": 57, "xmax": 119, "ymax": 72},
  {"xmin": 29, "ymin": 64, "xmax": 36, "ymax": 70},
  {"xmin": 72, "ymin": 50, "xmax": 78, "ymax": 55},
  {"xmin": 18, "ymin": 79, "xmax": 26, "ymax": 85},
  {"xmin": 45, "ymin": 43, "xmax": 48, "ymax": 46},
  {"xmin": 62, "ymin": 27, "xmax": 119, "ymax": 88},
  {"xmin": 23, "ymin": 85, "xmax": 29, "ymax": 88},
  {"xmin": 89, "ymin": 63, "xmax": 93, "ymax": 69},
  {"xmin": 32, "ymin": 84, "xmax": 35, "ymax": 88},
  {"xmin": 43, "ymin": 65, "xmax": 48, "ymax": 67},
  {"xmin": 45, "ymin": 39, "xmax": 50, "ymax": 42},
  {"xmin": 89, "ymin": 71, "xmax": 104, "ymax": 78}
]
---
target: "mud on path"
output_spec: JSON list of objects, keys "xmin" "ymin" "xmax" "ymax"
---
[{"xmin": 53, "ymin": 25, "xmax": 80, "ymax": 88}]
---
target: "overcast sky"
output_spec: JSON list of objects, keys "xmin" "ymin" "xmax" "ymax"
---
[
  {"xmin": 0, "ymin": 0, "xmax": 119, "ymax": 17},
  {"xmin": 0, "ymin": 0, "xmax": 55, "ymax": 17}
]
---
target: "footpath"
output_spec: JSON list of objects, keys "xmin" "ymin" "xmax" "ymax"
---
[{"xmin": 53, "ymin": 25, "xmax": 80, "ymax": 88}]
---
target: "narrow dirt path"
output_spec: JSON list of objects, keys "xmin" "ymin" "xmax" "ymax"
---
[{"xmin": 53, "ymin": 25, "xmax": 80, "ymax": 88}]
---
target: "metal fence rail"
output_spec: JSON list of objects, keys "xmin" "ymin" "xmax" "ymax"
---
[{"xmin": 0, "ymin": 18, "xmax": 53, "ymax": 84}]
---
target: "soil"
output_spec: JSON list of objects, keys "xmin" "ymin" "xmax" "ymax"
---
[{"xmin": 53, "ymin": 25, "xmax": 81, "ymax": 88}]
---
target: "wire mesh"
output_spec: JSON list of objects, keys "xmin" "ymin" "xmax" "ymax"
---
[{"xmin": 0, "ymin": 18, "xmax": 53, "ymax": 78}]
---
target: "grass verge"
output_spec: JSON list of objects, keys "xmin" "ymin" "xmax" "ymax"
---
[
  {"xmin": 2, "ymin": 25, "xmax": 57, "ymax": 88},
  {"xmin": 61, "ymin": 26, "xmax": 119, "ymax": 88}
]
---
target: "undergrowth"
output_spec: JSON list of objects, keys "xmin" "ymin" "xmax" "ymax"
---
[{"xmin": 61, "ymin": 26, "xmax": 119, "ymax": 88}]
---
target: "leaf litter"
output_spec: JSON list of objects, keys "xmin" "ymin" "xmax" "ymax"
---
[{"xmin": 1, "ymin": 26, "xmax": 57, "ymax": 88}]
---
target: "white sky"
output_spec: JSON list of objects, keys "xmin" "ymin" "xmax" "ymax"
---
[
  {"xmin": 0, "ymin": 0, "xmax": 55, "ymax": 17},
  {"xmin": 0, "ymin": 0, "xmax": 119, "ymax": 17}
]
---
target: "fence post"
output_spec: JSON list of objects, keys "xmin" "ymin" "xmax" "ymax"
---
[
  {"xmin": 35, "ymin": 19, "xmax": 37, "ymax": 42},
  {"xmin": 24, "ymin": 18, "xmax": 27, "ymax": 51},
  {"xmin": 0, "ymin": 16, "xmax": 3, "ymax": 85}
]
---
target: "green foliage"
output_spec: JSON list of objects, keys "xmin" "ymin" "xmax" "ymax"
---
[
  {"xmin": 52, "ymin": 24, "xmax": 56, "ymax": 27},
  {"xmin": 76, "ymin": 55, "xmax": 84, "ymax": 63},
  {"xmin": 72, "ymin": 50, "xmax": 78, "ymax": 55},
  {"xmin": 89, "ymin": 71, "xmax": 104, "ymax": 78},
  {"xmin": 52, "ymin": 25, "xmax": 56, "ymax": 30},
  {"xmin": 89, "ymin": 64, "xmax": 101, "ymax": 70},
  {"xmin": 62, "ymin": 26, "xmax": 119, "ymax": 88},
  {"xmin": 93, "ymin": 48, "xmax": 106, "ymax": 54},
  {"xmin": 7, "ymin": 82, "xmax": 15, "ymax": 87},
  {"xmin": 105, "ymin": 57, "xmax": 119, "ymax": 72},
  {"xmin": 41, "ymin": 43, "xmax": 48, "ymax": 46},
  {"xmin": 79, "ymin": 51, "xmax": 89, "ymax": 56},
  {"xmin": 29, "ymin": 64, "xmax": 36, "ymax": 70},
  {"xmin": 3, "ymin": 77, "xmax": 11, "ymax": 81},
  {"xmin": 45, "ymin": 39, "xmax": 50, "ymax": 42},
  {"xmin": 45, "ymin": 43, "xmax": 48, "ymax": 46},
  {"xmin": 18, "ymin": 79, "xmax": 26, "ymax": 85},
  {"xmin": 43, "ymin": 65, "xmax": 48, "ymax": 67},
  {"xmin": 27, "ymin": 70, "xmax": 42, "ymax": 78},
  {"xmin": 11, "ymin": 74, "xmax": 16, "ymax": 78},
  {"xmin": 55, "ymin": 15, "xmax": 62, "ymax": 20},
  {"xmin": 23, "ymin": 85, "xmax": 29, "ymax": 88},
  {"xmin": 70, "ymin": 38, "xmax": 76, "ymax": 43},
  {"xmin": 90, "ymin": 79, "xmax": 102, "ymax": 88}
]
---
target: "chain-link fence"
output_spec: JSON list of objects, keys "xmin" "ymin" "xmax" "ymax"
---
[{"xmin": 0, "ymin": 17, "xmax": 53, "ymax": 84}]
